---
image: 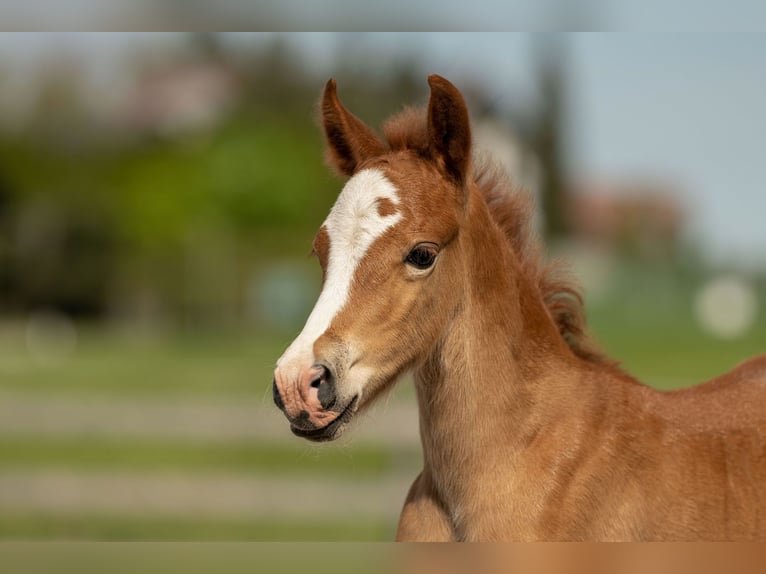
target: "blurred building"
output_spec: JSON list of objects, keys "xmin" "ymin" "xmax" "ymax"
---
[
  {"xmin": 566, "ymin": 181, "xmax": 685, "ymax": 261},
  {"xmin": 473, "ymin": 116, "xmax": 542, "ymax": 212},
  {"xmin": 120, "ymin": 61, "xmax": 242, "ymax": 138},
  {"xmin": 473, "ymin": 113, "xmax": 686, "ymax": 263}
]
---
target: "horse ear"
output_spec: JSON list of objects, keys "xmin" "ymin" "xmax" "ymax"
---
[
  {"xmin": 427, "ymin": 74, "xmax": 472, "ymax": 186},
  {"xmin": 321, "ymin": 79, "xmax": 385, "ymax": 176}
]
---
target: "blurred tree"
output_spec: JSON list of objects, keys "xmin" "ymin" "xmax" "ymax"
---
[
  {"xmin": 531, "ymin": 36, "xmax": 571, "ymax": 241},
  {"xmin": 0, "ymin": 170, "xmax": 14, "ymax": 311},
  {"xmin": 28, "ymin": 58, "xmax": 87, "ymax": 146},
  {"xmin": 188, "ymin": 32, "xmax": 226, "ymax": 61},
  {"xmin": 0, "ymin": 36, "xmax": 481, "ymax": 328}
]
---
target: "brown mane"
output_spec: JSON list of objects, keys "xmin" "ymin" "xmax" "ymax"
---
[{"xmin": 383, "ymin": 106, "xmax": 608, "ymax": 364}]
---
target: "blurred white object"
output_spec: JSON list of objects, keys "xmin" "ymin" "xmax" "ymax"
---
[
  {"xmin": 693, "ymin": 275, "xmax": 758, "ymax": 339},
  {"xmin": 249, "ymin": 263, "xmax": 318, "ymax": 331}
]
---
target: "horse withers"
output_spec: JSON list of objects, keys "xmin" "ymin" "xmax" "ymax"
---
[{"xmin": 272, "ymin": 74, "xmax": 766, "ymax": 541}]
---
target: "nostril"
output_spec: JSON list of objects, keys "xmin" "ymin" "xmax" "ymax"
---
[
  {"xmin": 272, "ymin": 379, "xmax": 285, "ymax": 411},
  {"xmin": 313, "ymin": 365, "xmax": 337, "ymax": 410}
]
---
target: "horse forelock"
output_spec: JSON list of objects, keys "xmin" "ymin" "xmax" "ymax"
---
[{"xmin": 383, "ymin": 106, "xmax": 430, "ymax": 155}]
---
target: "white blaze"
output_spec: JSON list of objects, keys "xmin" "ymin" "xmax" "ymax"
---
[{"xmin": 277, "ymin": 169, "xmax": 401, "ymax": 375}]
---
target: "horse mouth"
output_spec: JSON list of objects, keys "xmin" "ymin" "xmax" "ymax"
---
[{"xmin": 290, "ymin": 395, "xmax": 359, "ymax": 442}]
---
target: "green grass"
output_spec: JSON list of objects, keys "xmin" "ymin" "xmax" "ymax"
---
[
  {"xmin": 0, "ymin": 436, "xmax": 419, "ymax": 477},
  {"xmin": 591, "ymin": 318, "xmax": 766, "ymax": 387},
  {"xmin": 1, "ymin": 310, "xmax": 763, "ymax": 400},
  {"xmin": 0, "ymin": 327, "xmax": 290, "ymax": 397},
  {"xmin": 0, "ymin": 513, "xmax": 395, "ymax": 541},
  {"xmin": 0, "ymin": 542, "xmax": 395, "ymax": 574},
  {"xmin": 587, "ymin": 290, "xmax": 766, "ymax": 387}
]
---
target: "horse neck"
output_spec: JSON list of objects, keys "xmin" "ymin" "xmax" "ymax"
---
[{"xmin": 413, "ymin": 185, "xmax": 589, "ymax": 515}]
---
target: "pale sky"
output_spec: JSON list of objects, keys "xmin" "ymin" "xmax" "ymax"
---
[{"xmin": 0, "ymin": 33, "xmax": 764, "ymax": 266}]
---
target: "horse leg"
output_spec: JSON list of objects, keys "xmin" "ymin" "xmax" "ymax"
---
[{"xmin": 395, "ymin": 471, "xmax": 454, "ymax": 541}]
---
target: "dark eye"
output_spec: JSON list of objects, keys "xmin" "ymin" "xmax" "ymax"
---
[{"xmin": 405, "ymin": 244, "xmax": 438, "ymax": 270}]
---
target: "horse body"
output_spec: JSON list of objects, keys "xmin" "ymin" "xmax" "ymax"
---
[
  {"xmin": 272, "ymin": 75, "xmax": 766, "ymax": 541},
  {"xmin": 399, "ymin": 178, "xmax": 766, "ymax": 541}
]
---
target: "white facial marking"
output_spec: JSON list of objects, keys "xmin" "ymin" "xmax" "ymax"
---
[{"xmin": 277, "ymin": 169, "xmax": 401, "ymax": 376}]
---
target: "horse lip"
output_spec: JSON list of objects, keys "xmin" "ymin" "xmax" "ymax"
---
[{"xmin": 290, "ymin": 395, "xmax": 359, "ymax": 442}]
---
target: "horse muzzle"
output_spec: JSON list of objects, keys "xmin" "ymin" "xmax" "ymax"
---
[{"xmin": 272, "ymin": 363, "xmax": 357, "ymax": 441}]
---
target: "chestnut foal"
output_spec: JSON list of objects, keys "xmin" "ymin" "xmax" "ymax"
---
[{"xmin": 272, "ymin": 75, "xmax": 766, "ymax": 541}]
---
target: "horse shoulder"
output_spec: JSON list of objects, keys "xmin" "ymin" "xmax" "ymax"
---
[{"xmin": 395, "ymin": 471, "xmax": 455, "ymax": 541}]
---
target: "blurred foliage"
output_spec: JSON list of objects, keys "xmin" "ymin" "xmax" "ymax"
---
[
  {"xmin": 0, "ymin": 110, "xmax": 337, "ymax": 317},
  {"xmin": 0, "ymin": 35, "xmax": 434, "ymax": 328}
]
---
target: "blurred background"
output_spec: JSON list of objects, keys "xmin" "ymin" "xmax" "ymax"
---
[{"xmin": 0, "ymin": 32, "xmax": 763, "ymax": 541}]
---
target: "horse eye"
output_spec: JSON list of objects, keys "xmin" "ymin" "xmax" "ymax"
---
[{"xmin": 405, "ymin": 244, "xmax": 438, "ymax": 270}]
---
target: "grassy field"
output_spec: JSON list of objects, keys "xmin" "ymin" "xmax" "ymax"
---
[{"xmin": 0, "ymin": 268, "xmax": 764, "ymax": 540}]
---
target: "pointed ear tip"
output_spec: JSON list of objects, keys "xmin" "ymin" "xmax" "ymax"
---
[
  {"xmin": 427, "ymin": 74, "xmax": 444, "ymax": 88},
  {"xmin": 323, "ymin": 78, "xmax": 338, "ymax": 97},
  {"xmin": 427, "ymin": 74, "xmax": 454, "ymax": 91}
]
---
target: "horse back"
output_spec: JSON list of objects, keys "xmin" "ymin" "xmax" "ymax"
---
[
  {"xmin": 635, "ymin": 353, "xmax": 766, "ymax": 539},
  {"xmin": 710, "ymin": 353, "xmax": 766, "ymax": 387},
  {"xmin": 653, "ymin": 353, "xmax": 766, "ymax": 432}
]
